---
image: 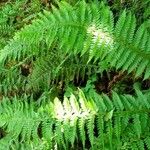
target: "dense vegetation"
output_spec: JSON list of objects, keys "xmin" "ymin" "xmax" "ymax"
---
[{"xmin": 0, "ymin": 0, "xmax": 150, "ymax": 149}]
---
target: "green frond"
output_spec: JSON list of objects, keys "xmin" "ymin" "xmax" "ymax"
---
[
  {"xmin": 96, "ymin": 114, "xmax": 105, "ymax": 149},
  {"xmin": 133, "ymin": 114, "xmax": 141, "ymax": 138},
  {"xmin": 86, "ymin": 115, "xmax": 95, "ymax": 147},
  {"xmin": 112, "ymin": 92, "xmax": 124, "ymax": 111},
  {"xmin": 137, "ymin": 140, "xmax": 145, "ymax": 150},
  {"xmin": 106, "ymin": 120, "xmax": 113, "ymax": 150},
  {"xmin": 145, "ymin": 137, "xmax": 150, "ymax": 149},
  {"xmin": 78, "ymin": 118, "xmax": 86, "ymax": 148}
]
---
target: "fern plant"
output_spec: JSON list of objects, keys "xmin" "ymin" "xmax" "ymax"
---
[
  {"xmin": 0, "ymin": 1, "xmax": 150, "ymax": 149},
  {"xmin": 0, "ymin": 1, "xmax": 149, "ymax": 96},
  {"xmin": 0, "ymin": 89, "xmax": 150, "ymax": 149}
]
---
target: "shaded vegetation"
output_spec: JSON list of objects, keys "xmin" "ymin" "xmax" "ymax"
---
[{"xmin": 0, "ymin": 0, "xmax": 150, "ymax": 149}]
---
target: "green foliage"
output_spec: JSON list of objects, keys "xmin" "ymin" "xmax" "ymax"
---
[
  {"xmin": 0, "ymin": 1, "xmax": 149, "ymax": 95},
  {"xmin": 0, "ymin": 89, "xmax": 150, "ymax": 149},
  {"xmin": 0, "ymin": 0, "xmax": 50, "ymax": 49},
  {"xmin": 0, "ymin": 0, "xmax": 150, "ymax": 149},
  {"xmin": 106, "ymin": 0, "xmax": 150, "ymax": 24}
]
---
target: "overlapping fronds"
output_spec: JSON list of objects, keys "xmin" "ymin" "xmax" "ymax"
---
[
  {"xmin": 0, "ymin": 1, "xmax": 149, "ymax": 94},
  {"xmin": 106, "ymin": 11, "xmax": 150, "ymax": 79},
  {"xmin": 0, "ymin": 89, "xmax": 150, "ymax": 149}
]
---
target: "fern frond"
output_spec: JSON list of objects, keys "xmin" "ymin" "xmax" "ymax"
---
[
  {"xmin": 96, "ymin": 114, "xmax": 105, "ymax": 149},
  {"xmin": 42, "ymin": 120, "xmax": 54, "ymax": 148},
  {"xmin": 78, "ymin": 118, "xmax": 86, "ymax": 148},
  {"xmin": 145, "ymin": 137, "xmax": 150, "ymax": 149},
  {"xmin": 86, "ymin": 115, "xmax": 95, "ymax": 147}
]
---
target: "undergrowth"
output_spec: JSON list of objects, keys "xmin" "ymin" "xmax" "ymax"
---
[{"xmin": 0, "ymin": 0, "xmax": 150, "ymax": 149}]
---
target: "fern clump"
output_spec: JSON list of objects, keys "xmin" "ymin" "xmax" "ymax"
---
[
  {"xmin": 0, "ymin": 0, "xmax": 150, "ymax": 149},
  {"xmin": 0, "ymin": 1, "xmax": 149, "ymax": 95},
  {"xmin": 0, "ymin": 89, "xmax": 150, "ymax": 149}
]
